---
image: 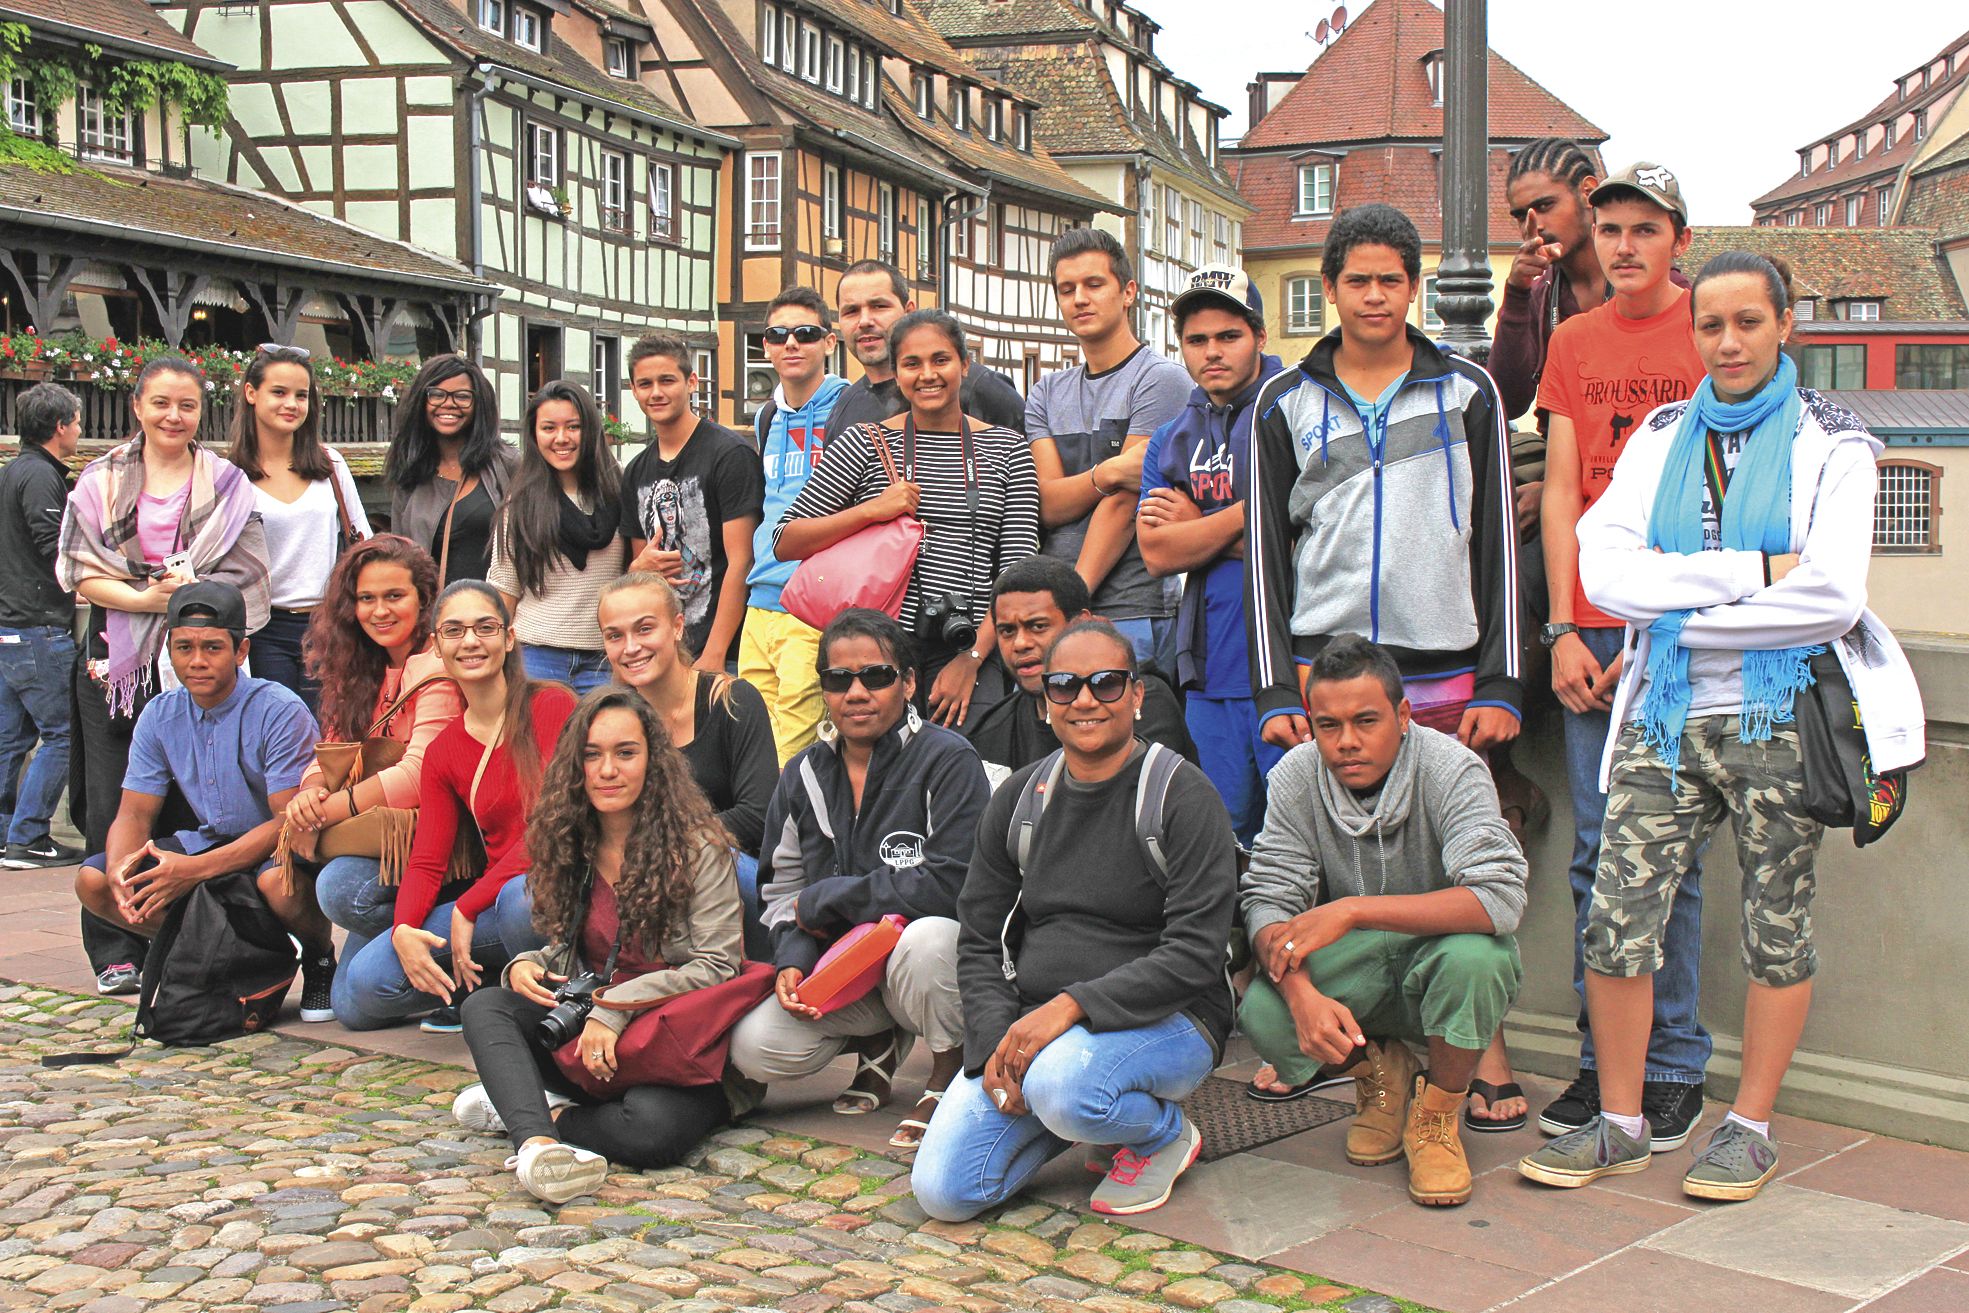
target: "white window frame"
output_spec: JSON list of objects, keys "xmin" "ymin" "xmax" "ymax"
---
[
  {"xmin": 593, "ymin": 335, "xmax": 619, "ymax": 409},
  {"xmin": 844, "ymin": 42, "xmax": 861, "ymax": 103},
  {"xmin": 603, "ymin": 37, "xmax": 630, "ymax": 78},
  {"xmin": 527, "ymin": 120, "xmax": 559, "ymax": 188},
  {"xmin": 1846, "ymin": 194, "xmax": 1863, "ymax": 226},
  {"xmin": 511, "ymin": 4, "xmax": 542, "ymax": 51},
  {"xmin": 648, "ymin": 160, "xmax": 675, "ymax": 242},
  {"xmin": 1787, "ymin": 210, "xmax": 1802, "ymax": 226},
  {"xmin": 1815, "ymin": 201, "xmax": 1833, "ymax": 225},
  {"xmin": 916, "ymin": 195, "xmax": 935, "ymax": 282},
  {"xmin": 779, "ymin": 11, "xmax": 796, "ymax": 72},
  {"xmin": 1164, "ymin": 184, "xmax": 1180, "ymax": 261},
  {"xmin": 1296, "ymin": 162, "xmax": 1333, "ymax": 216},
  {"xmin": 878, "ymin": 182, "xmax": 896, "ymax": 263},
  {"xmin": 479, "ymin": 0, "xmax": 507, "ymax": 36},
  {"xmin": 822, "ymin": 162, "xmax": 842, "ymax": 239},
  {"xmin": 759, "ymin": 2, "xmax": 777, "ymax": 64},
  {"xmin": 1874, "ymin": 461, "xmax": 1938, "ymax": 553},
  {"xmin": 692, "ymin": 349, "xmax": 715, "ymax": 417},
  {"xmin": 601, "ymin": 149, "xmax": 629, "ymax": 232},
  {"xmin": 1879, "ymin": 185, "xmax": 1894, "ymax": 221},
  {"xmin": 1915, "ymin": 110, "xmax": 1927, "ymax": 142},
  {"xmin": 984, "ymin": 97, "xmax": 1002, "ymax": 142},
  {"xmin": 1423, "ymin": 275, "xmax": 1443, "ymax": 330},
  {"xmin": 1854, "ymin": 132, "xmax": 1866, "ymax": 161},
  {"xmin": 1013, "ymin": 107, "xmax": 1030, "ymax": 151},
  {"xmin": 6, "ymin": 79, "xmax": 37, "ymax": 136},
  {"xmin": 861, "ymin": 52, "xmax": 877, "ymax": 109},
  {"xmin": 1844, "ymin": 300, "xmax": 1882, "ymax": 322},
  {"xmin": 1212, "ymin": 211, "xmax": 1228, "ymax": 264},
  {"xmin": 1286, "ymin": 276, "xmax": 1322, "ymax": 333},
  {"xmin": 798, "ymin": 21, "xmax": 821, "ymax": 84},
  {"xmin": 745, "ymin": 151, "xmax": 781, "ymax": 250},
  {"xmin": 1827, "ymin": 139, "xmax": 1839, "ymax": 167},
  {"xmin": 824, "ymin": 34, "xmax": 844, "ymax": 94},
  {"xmin": 949, "ymin": 84, "xmax": 968, "ymax": 132},
  {"xmin": 1794, "ymin": 298, "xmax": 1816, "ymax": 322},
  {"xmin": 76, "ymin": 83, "xmax": 133, "ymax": 164},
  {"xmin": 1186, "ymin": 198, "xmax": 1204, "ymax": 268},
  {"xmin": 913, "ymin": 72, "xmax": 931, "ymax": 119}
]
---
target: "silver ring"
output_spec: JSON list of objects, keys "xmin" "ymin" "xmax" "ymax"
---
[{"xmin": 1284, "ymin": 940, "xmax": 1296, "ymax": 952}]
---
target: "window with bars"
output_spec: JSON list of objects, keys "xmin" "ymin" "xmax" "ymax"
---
[
  {"xmin": 648, "ymin": 161, "xmax": 675, "ymax": 242},
  {"xmin": 601, "ymin": 150, "xmax": 628, "ymax": 231},
  {"xmin": 746, "ymin": 152, "xmax": 781, "ymax": 249},
  {"xmin": 1873, "ymin": 461, "xmax": 1939, "ymax": 554},
  {"xmin": 6, "ymin": 79, "xmax": 36, "ymax": 136},
  {"xmin": 76, "ymin": 84, "xmax": 133, "ymax": 163}
]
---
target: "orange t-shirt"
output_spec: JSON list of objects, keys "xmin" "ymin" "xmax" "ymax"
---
[{"xmin": 1537, "ymin": 290, "xmax": 1705, "ymax": 629}]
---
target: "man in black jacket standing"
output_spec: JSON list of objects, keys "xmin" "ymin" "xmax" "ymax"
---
[
  {"xmin": 0, "ymin": 383, "xmax": 84, "ymax": 869},
  {"xmin": 825, "ymin": 260, "xmax": 1026, "ymax": 437}
]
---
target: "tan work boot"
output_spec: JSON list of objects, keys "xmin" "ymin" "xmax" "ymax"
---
[
  {"xmin": 1345, "ymin": 1039, "xmax": 1421, "ymax": 1165},
  {"xmin": 1405, "ymin": 1075, "xmax": 1473, "ymax": 1206}
]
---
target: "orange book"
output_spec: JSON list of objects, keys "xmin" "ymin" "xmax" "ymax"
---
[{"xmin": 799, "ymin": 914, "xmax": 908, "ymax": 1013}]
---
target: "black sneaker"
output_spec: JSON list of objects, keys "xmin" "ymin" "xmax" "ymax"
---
[
  {"xmin": 1643, "ymin": 1080, "xmax": 1705, "ymax": 1152},
  {"xmin": 1538, "ymin": 1068, "xmax": 1601, "ymax": 1137},
  {"xmin": 3, "ymin": 838, "xmax": 86, "ymax": 869},
  {"xmin": 96, "ymin": 962, "xmax": 140, "ymax": 996},
  {"xmin": 419, "ymin": 1005, "xmax": 462, "ymax": 1034},
  {"xmin": 298, "ymin": 954, "xmax": 335, "ymax": 1023}
]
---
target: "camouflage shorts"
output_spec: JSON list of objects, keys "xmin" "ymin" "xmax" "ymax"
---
[{"xmin": 1585, "ymin": 717, "xmax": 1824, "ymax": 988}]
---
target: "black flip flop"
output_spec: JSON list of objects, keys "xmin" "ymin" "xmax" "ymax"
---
[
  {"xmin": 1463, "ymin": 1078, "xmax": 1528, "ymax": 1133},
  {"xmin": 1246, "ymin": 1070, "xmax": 1353, "ymax": 1102}
]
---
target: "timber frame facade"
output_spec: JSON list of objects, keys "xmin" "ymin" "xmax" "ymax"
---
[{"xmin": 167, "ymin": 0, "xmax": 734, "ymax": 430}]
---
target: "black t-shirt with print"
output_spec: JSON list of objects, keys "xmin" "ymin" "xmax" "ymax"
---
[{"xmin": 618, "ymin": 418, "xmax": 766, "ymax": 657}]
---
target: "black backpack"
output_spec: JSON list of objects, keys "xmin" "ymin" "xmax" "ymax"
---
[{"xmin": 133, "ymin": 870, "xmax": 298, "ymax": 1046}]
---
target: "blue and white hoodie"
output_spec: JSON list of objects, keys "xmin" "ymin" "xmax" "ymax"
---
[
  {"xmin": 1244, "ymin": 326, "xmax": 1522, "ymax": 727},
  {"xmin": 747, "ymin": 374, "xmax": 850, "ymax": 612}
]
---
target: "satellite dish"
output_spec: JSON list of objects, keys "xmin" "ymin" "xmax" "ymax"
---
[
  {"xmin": 1333, "ymin": 5, "xmax": 1348, "ymax": 30},
  {"xmin": 1315, "ymin": 18, "xmax": 1329, "ymax": 41}
]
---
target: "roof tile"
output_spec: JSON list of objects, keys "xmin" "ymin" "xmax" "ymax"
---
[
  {"xmin": 1682, "ymin": 226, "xmax": 1965, "ymax": 320},
  {"xmin": 0, "ymin": 0, "xmax": 220, "ymax": 65},
  {"xmin": 1232, "ymin": 145, "xmax": 1523, "ymax": 251}
]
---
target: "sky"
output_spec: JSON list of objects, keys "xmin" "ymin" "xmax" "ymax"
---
[{"xmin": 1129, "ymin": 0, "xmax": 1968, "ymax": 225}]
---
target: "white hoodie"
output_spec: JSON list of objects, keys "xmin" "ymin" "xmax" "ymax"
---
[{"xmin": 1577, "ymin": 388, "xmax": 1925, "ymax": 789}]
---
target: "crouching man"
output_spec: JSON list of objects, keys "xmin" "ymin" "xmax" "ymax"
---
[{"xmin": 1238, "ymin": 636, "xmax": 1526, "ymax": 1206}]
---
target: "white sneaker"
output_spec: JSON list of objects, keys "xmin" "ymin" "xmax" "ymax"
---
[
  {"xmin": 452, "ymin": 1084, "xmax": 505, "ymax": 1135},
  {"xmin": 507, "ymin": 1140, "xmax": 608, "ymax": 1204}
]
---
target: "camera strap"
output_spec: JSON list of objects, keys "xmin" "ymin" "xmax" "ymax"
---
[
  {"xmin": 566, "ymin": 869, "xmax": 625, "ymax": 985},
  {"xmin": 902, "ymin": 415, "xmax": 980, "ymax": 616}
]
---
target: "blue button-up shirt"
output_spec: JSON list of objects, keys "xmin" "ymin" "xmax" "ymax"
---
[{"xmin": 124, "ymin": 675, "xmax": 318, "ymax": 854}]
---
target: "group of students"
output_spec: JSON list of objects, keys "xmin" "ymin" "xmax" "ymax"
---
[{"xmin": 6, "ymin": 133, "xmax": 1923, "ymax": 1218}]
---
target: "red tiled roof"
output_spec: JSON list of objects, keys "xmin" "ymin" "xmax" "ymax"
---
[
  {"xmin": 881, "ymin": 83, "xmax": 1109, "ymax": 211},
  {"xmin": 0, "ymin": 0, "xmax": 223, "ymax": 66},
  {"xmin": 1237, "ymin": 0, "xmax": 1602, "ymax": 150},
  {"xmin": 1902, "ymin": 149, "xmax": 1969, "ymax": 243},
  {"xmin": 1232, "ymin": 145, "xmax": 1522, "ymax": 252},
  {"xmin": 1683, "ymin": 226, "xmax": 1965, "ymax": 320}
]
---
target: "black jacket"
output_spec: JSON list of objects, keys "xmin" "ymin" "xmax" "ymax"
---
[
  {"xmin": 962, "ymin": 663, "xmax": 1195, "ymax": 777},
  {"xmin": 757, "ymin": 717, "xmax": 990, "ymax": 973},
  {"xmin": 0, "ymin": 443, "xmax": 74, "ymax": 628},
  {"xmin": 825, "ymin": 367, "xmax": 1027, "ymax": 437}
]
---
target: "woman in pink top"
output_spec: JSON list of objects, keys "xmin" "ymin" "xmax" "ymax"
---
[{"xmin": 301, "ymin": 536, "xmax": 464, "ymax": 1022}]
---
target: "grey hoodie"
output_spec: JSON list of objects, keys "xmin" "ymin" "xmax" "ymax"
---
[{"xmin": 1240, "ymin": 726, "xmax": 1526, "ymax": 939}]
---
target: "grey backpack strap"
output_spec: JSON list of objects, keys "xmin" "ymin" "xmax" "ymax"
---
[
  {"xmin": 1133, "ymin": 741, "xmax": 1182, "ymax": 880},
  {"xmin": 1007, "ymin": 748, "xmax": 1067, "ymax": 874}
]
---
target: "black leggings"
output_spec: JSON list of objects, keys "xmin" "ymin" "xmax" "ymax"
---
[{"xmin": 460, "ymin": 987, "xmax": 730, "ymax": 1167}]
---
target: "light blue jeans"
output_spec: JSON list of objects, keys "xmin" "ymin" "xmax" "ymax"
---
[
  {"xmin": 1565, "ymin": 626, "xmax": 1710, "ymax": 1083},
  {"xmin": 910, "ymin": 1013, "xmax": 1213, "ymax": 1222},
  {"xmin": 1107, "ymin": 617, "xmax": 1177, "ymax": 675},
  {"xmin": 481, "ymin": 851, "xmax": 765, "ymax": 962},
  {"xmin": 521, "ymin": 644, "xmax": 612, "ymax": 694},
  {"xmin": 0, "ymin": 626, "xmax": 75, "ymax": 847},
  {"xmin": 315, "ymin": 854, "xmax": 510, "ymax": 1030}
]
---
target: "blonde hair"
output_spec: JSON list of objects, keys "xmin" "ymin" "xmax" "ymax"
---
[{"xmin": 598, "ymin": 572, "xmax": 736, "ymax": 709}]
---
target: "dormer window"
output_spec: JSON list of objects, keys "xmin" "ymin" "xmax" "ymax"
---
[
  {"xmin": 604, "ymin": 37, "xmax": 632, "ymax": 78},
  {"xmin": 760, "ymin": 3, "xmax": 777, "ymax": 64},
  {"xmin": 1827, "ymin": 138, "xmax": 1839, "ymax": 167},
  {"xmin": 798, "ymin": 21, "xmax": 820, "ymax": 83},
  {"xmin": 1854, "ymin": 132, "xmax": 1865, "ymax": 161},
  {"xmin": 1295, "ymin": 161, "xmax": 1333, "ymax": 217},
  {"xmin": 860, "ymin": 51, "xmax": 877, "ymax": 109},
  {"xmin": 824, "ymin": 34, "xmax": 844, "ymax": 93},
  {"xmin": 779, "ymin": 10, "xmax": 796, "ymax": 73},
  {"xmin": 6, "ymin": 79, "xmax": 38, "ymax": 136},
  {"xmin": 983, "ymin": 96, "xmax": 1002, "ymax": 142},
  {"xmin": 949, "ymin": 83, "xmax": 969, "ymax": 132},
  {"xmin": 1013, "ymin": 106, "xmax": 1030, "ymax": 151},
  {"xmin": 1800, "ymin": 153, "xmax": 1811, "ymax": 178},
  {"xmin": 479, "ymin": 0, "xmax": 506, "ymax": 36},
  {"xmin": 75, "ymin": 83, "xmax": 133, "ymax": 164},
  {"xmin": 1915, "ymin": 109, "xmax": 1928, "ymax": 141},
  {"xmin": 1885, "ymin": 119, "xmax": 1897, "ymax": 149},
  {"xmin": 1422, "ymin": 49, "xmax": 1444, "ymax": 106},
  {"xmin": 510, "ymin": 4, "xmax": 542, "ymax": 51},
  {"xmin": 844, "ymin": 41, "xmax": 861, "ymax": 102},
  {"xmin": 913, "ymin": 71, "xmax": 931, "ymax": 119}
]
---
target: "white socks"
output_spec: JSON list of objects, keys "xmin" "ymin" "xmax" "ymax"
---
[
  {"xmin": 1603, "ymin": 1110, "xmax": 1647, "ymax": 1142},
  {"xmin": 1726, "ymin": 1110, "xmax": 1771, "ymax": 1138}
]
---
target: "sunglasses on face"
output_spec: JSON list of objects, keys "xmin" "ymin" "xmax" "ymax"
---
[
  {"xmin": 1042, "ymin": 669, "xmax": 1137, "ymax": 705},
  {"xmin": 435, "ymin": 618, "xmax": 505, "ymax": 642},
  {"xmin": 818, "ymin": 663, "xmax": 901, "ymax": 694},
  {"xmin": 764, "ymin": 324, "xmax": 830, "ymax": 346}
]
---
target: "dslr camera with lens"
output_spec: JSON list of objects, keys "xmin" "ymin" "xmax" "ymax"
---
[
  {"xmin": 917, "ymin": 592, "xmax": 977, "ymax": 651},
  {"xmin": 535, "ymin": 969, "xmax": 604, "ymax": 1049}
]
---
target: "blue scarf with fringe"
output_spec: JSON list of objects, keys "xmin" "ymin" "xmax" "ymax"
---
[{"xmin": 1639, "ymin": 354, "xmax": 1817, "ymax": 772}]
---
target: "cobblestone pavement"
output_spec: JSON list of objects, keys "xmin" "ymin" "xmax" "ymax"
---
[{"xmin": 0, "ymin": 985, "xmax": 1428, "ymax": 1313}]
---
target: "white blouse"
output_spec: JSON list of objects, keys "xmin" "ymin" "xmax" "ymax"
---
[{"xmin": 253, "ymin": 449, "xmax": 372, "ymax": 609}]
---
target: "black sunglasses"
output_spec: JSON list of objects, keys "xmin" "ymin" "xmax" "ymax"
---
[
  {"xmin": 818, "ymin": 663, "xmax": 901, "ymax": 694},
  {"xmin": 1042, "ymin": 669, "xmax": 1136, "ymax": 705},
  {"xmin": 764, "ymin": 324, "xmax": 830, "ymax": 346}
]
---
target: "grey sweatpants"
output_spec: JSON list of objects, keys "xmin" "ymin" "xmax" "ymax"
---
[{"xmin": 729, "ymin": 916, "xmax": 962, "ymax": 1081}]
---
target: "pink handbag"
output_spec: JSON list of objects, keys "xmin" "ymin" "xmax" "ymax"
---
[
  {"xmin": 781, "ymin": 431, "xmax": 922, "ymax": 630},
  {"xmin": 799, "ymin": 914, "xmax": 908, "ymax": 1014}
]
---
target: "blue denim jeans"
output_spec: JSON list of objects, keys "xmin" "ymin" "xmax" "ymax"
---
[
  {"xmin": 910, "ymin": 1013, "xmax": 1214, "ymax": 1222},
  {"xmin": 1185, "ymin": 695, "xmax": 1286, "ymax": 846},
  {"xmin": 482, "ymin": 873, "xmax": 548, "ymax": 959},
  {"xmin": 1563, "ymin": 626, "xmax": 1710, "ymax": 1083},
  {"xmin": 1107, "ymin": 617, "xmax": 1177, "ymax": 674},
  {"xmin": 316, "ymin": 854, "xmax": 509, "ymax": 1030},
  {"xmin": 0, "ymin": 625, "xmax": 76, "ymax": 847},
  {"xmin": 521, "ymin": 644, "xmax": 612, "ymax": 694}
]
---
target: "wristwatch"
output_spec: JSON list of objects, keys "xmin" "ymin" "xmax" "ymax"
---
[{"xmin": 1539, "ymin": 622, "xmax": 1579, "ymax": 648}]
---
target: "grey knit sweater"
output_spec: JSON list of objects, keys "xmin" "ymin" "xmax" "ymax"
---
[{"xmin": 1240, "ymin": 726, "xmax": 1527, "ymax": 939}]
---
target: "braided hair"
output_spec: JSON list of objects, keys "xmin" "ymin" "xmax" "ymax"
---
[{"xmin": 1508, "ymin": 138, "xmax": 1604, "ymax": 190}]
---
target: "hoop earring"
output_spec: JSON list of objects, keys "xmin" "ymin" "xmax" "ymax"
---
[{"xmin": 816, "ymin": 710, "xmax": 838, "ymax": 744}]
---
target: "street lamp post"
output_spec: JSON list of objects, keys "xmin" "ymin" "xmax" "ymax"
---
[{"xmin": 1437, "ymin": 0, "xmax": 1493, "ymax": 361}]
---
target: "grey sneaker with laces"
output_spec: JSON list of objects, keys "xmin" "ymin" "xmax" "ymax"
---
[
  {"xmin": 1682, "ymin": 1119, "xmax": 1780, "ymax": 1201},
  {"xmin": 1090, "ymin": 1116, "xmax": 1202, "ymax": 1215},
  {"xmin": 1517, "ymin": 1114, "xmax": 1652, "ymax": 1188}
]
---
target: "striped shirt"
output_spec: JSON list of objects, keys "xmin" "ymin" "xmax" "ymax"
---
[{"xmin": 775, "ymin": 420, "xmax": 1039, "ymax": 632}]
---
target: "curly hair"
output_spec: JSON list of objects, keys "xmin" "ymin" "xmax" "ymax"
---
[
  {"xmin": 304, "ymin": 534, "xmax": 441, "ymax": 742},
  {"xmin": 1321, "ymin": 203, "xmax": 1423, "ymax": 285},
  {"xmin": 525, "ymin": 686, "xmax": 723, "ymax": 958}
]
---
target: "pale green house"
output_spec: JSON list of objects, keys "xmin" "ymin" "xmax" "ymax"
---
[{"xmin": 165, "ymin": 0, "xmax": 735, "ymax": 428}]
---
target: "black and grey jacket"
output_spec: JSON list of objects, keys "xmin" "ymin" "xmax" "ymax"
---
[
  {"xmin": 757, "ymin": 717, "xmax": 991, "ymax": 974},
  {"xmin": 1245, "ymin": 326, "xmax": 1522, "ymax": 727}
]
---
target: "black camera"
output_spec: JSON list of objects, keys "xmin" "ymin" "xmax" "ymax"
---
[
  {"xmin": 535, "ymin": 970, "xmax": 603, "ymax": 1049},
  {"xmin": 918, "ymin": 592, "xmax": 977, "ymax": 651}
]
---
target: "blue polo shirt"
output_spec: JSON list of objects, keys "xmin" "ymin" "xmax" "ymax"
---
[{"xmin": 124, "ymin": 675, "xmax": 318, "ymax": 854}]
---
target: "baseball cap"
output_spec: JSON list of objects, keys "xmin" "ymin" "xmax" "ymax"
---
[
  {"xmin": 1593, "ymin": 162, "xmax": 1687, "ymax": 224},
  {"xmin": 166, "ymin": 580, "xmax": 248, "ymax": 638},
  {"xmin": 1171, "ymin": 263, "xmax": 1264, "ymax": 328}
]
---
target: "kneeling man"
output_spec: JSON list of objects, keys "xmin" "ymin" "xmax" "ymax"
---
[{"xmin": 1238, "ymin": 636, "xmax": 1525, "ymax": 1206}]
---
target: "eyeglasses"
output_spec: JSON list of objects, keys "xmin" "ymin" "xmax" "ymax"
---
[
  {"xmin": 435, "ymin": 618, "xmax": 506, "ymax": 642},
  {"xmin": 818, "ymin": 663, "xmax": 901, "ymax": 694},
  {"xmin": 1041, "ymin": 669, "xmax": 1136, "ymax": 705},
  {"xmin": 256, "ymin": 343, "xmax": 312, "ymax": 359},
  {"xmin": 764, "ymin": 324, "xmax": 830, "ymax": 346},
  {"xmin": 424, "ymin": 387, "xmax": 477, "ymax": 410}
]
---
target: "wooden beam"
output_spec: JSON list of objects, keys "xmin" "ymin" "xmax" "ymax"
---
[
  {"xmin": 129, "ymin": 267, "xmax": 212, "ymax": 348},
  {"xmin": 0, "ymin": 250, "xmax": 79, "ymax": 332},
  {"xmin": 243, "ymin": 279, "xmax": 310, "ymax": 345}
]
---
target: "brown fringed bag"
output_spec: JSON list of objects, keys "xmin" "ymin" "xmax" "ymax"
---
[{"xmin": 275, "ymin": 675, "xmax": 466, "ymax": 893}]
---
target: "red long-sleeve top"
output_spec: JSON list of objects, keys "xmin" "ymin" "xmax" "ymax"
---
[{"xmin": 393, "ymin": 684, "xmax": 575, "ymax": 929}]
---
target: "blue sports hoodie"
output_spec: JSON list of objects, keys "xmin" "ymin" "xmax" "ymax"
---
[{"xmin": 748, "ymin": 374, "xmax": 850, "ymax": 611}]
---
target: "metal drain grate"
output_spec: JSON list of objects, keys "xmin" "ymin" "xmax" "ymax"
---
[{"xmin": 1181, "ymin": 1075, "xmax": 1353, "ymax": 1163}]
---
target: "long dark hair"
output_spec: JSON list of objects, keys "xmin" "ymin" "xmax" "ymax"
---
[
  {"xmin": 384, "ymin": 353, "xmax": 502, "ymax": 491},
  {"xmin": 304, "ymin": 534, "xmax": 441, "ymax": 742},
  {"xmin": 525, "ymin": 686, "xmax": 722, "ymax": 957},
  {"xmin": 228, "ymin": 346, "xmax": 332, "ymax": 480},
  {"xmin": 499, "ymin": 379, "xmax": 621, "ymax": 595},
  {"xmin": 435, "ymin": 579, "xmax": 549, "ymax": 809}
]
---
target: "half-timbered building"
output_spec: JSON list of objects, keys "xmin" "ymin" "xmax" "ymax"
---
[{"xmin": 166, "ymin": 0, "xmax": 735, "ymax": 427}]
